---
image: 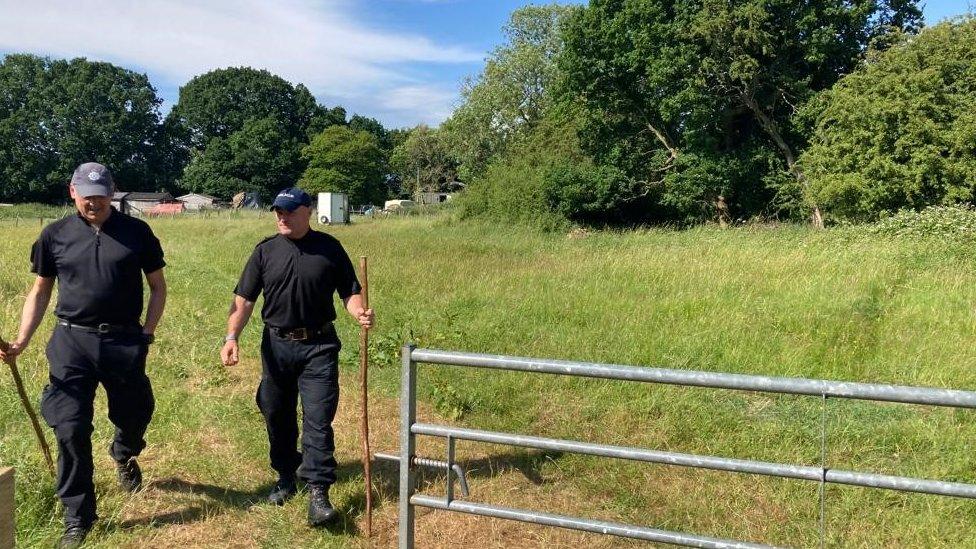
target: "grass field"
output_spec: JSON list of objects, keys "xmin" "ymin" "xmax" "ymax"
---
[
  {"xmin": 3, "ymin": 213, "xmax": 976, "ymax": 547},
  {"xmin": 0, "ymin": 203, "xmax": 74, "ymax": 221}
]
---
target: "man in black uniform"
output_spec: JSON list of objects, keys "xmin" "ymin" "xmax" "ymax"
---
[
  {"xmin": 220, "ymin": 187, "xmax": 373, "ymax": 527},
  {"xmin": 0, "ymin": 162, "xmax": 166, "ymax": 548}
]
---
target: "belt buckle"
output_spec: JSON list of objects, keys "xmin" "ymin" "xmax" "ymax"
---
[
  {"xmin": 97, "ymin": 323, "xmax": 111, "ymax": 334},
  {"xmin": 291, "ymin": 327, "xmax": 308, "ymax": 341}
]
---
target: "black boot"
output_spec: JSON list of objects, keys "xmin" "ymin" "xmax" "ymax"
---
[
  {"xmin": 268, "ymin": 476, "xmax": 297, "ymax": 506},
  {"xmin": 307, "ymin": 484, "xmax": 338, "ymax": 527},
  {"xmin": 115, "ymin": 457, "xmax": 143, "ymax": 493},
  {"xmin": 58, "ymin": 524, "xmax": 90, "ymax": 549}
]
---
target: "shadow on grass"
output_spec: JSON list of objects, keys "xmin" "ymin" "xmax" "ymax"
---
[
  {"xmin": 151, "ymin": 477, "xmax": 275, "ymax": 509},
  {"xmin": 118, "ymin": 505, "xmax": 208, "ymax": 528},
  {"xmin": 463, "ymin": 450, "xmax": 565, "ymax": 485},
  {"xmin": 367, "ymin": 449, "xmax": 564, "ymax": 502},
  {"xmin": 116, "ymin": 451, "xmax": 555, "ymax": 535},
  {"xmin": 117, "ymin": 471, "xmax": 363, "ymax": 536},
  {"xmin": 112, "ymin": 477, "xmax": 273, "ymax": 530}
]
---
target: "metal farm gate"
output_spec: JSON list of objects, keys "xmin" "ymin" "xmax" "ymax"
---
[{"xmin": 387, "ymin": 345, "xmax": 976, "ymax": 548}]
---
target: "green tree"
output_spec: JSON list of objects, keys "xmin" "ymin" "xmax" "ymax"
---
[
  {"xmin": 169, "ymin": 67, "xmax": 347, "ymax": 199},
  {"xmin": 180, "ymin": 117, "xmax": 303, "ymax": 200},
  {"xmin": 442, "ymin": 4, "xmax": 576, "ymax": 181},
  {"xmin": 800, "ymin": 17, "xmax": 976, "ymax": 221},
  {"xmin": 299, "ymin": 125, "xmax": 388, "ymax": 205},
  {"xmin": 168, "ymin": 67, "xmax": 328, "ymax": 148},
  {"xmin": 388, "ymin": 127, "xmax": 412, "ymax": 150},
  {"xmin": 457, "ymin": 104, "xmax": 598, "ymax": 228},
  {"xmin": 560, "ymin": 0, "xmax": 922, "ymax": 224},
  {"xmin": 389, "ymin": 125, "xmax": 457, "ymax": 196},
  {"xmin": 0, "ymin": 54, "xmax": 174, "ymax": 202},
  {"xmin": 306, "ymin": 105, "xmax": 348, "ymax": 139},
  {"xmin": 349, "ymin": 114, "xmax": 393, "ymax": 151}
]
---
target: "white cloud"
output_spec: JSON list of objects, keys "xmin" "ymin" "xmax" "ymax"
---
[
  {"xmin": 0, "ymin": 0, "xmax": 481, "ymax": 125},
  {"xmin": 379, "ymin": 85, "xmax": 459, "ymax": 125}
]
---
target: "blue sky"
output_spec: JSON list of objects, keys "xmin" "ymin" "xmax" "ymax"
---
[{"xmin": 0, "ymin": 0, "xmax": 970, "ymax": 129}]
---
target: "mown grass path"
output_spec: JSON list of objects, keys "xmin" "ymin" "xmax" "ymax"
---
[{"xmin": 3, "ymin": 215, "xmax": 976, "ymax": 547}]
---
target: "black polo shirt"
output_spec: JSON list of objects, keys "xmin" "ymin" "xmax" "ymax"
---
[
  {"xmin": 234, "ymin": 230, "xmax": 361, "ymax": 329},
  {"xmin": 30, "ymin": 208, "xmax": 165, "ymax": 326}
]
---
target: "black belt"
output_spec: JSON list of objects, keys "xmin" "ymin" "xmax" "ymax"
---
[
  {"xmin": 269, "ymin": 324, "xmax": 333, "ymax": 341},
  {"xmin": 57, "ymin": 319, "xmax": 141, "ymax": 335}
]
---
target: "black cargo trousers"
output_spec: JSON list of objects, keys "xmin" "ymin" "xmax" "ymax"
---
[
  {"xmin": 41, "ymin": 323, "xmax": 154, "ymax": 527},
  {"xmin": 257, "ymin": 325, "xmax": 341, "ymax": 487}
]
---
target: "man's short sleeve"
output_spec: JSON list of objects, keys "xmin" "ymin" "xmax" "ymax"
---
[
  {"xmin": 234, "ymin": 246, "xmax": 264, "ymax": 301},
  {"xmin": 30, "ymin": 230, "xmax": 57, "ymax": 277},
  {"xmin": 334, "ymin": 244, "xmax": 362, "ymax": 300},
  {"xmin": 140, "ymin": 228, "xmax": 166, "ymax": 273}
]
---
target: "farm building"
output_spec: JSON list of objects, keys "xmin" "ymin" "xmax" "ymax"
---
[
  {"xmin": 112, "ymin": 192, "xmax": 177, "ymax": 215},
  {"xmin": 110, "ymin": 192, "xmax": 128, "ymax": 213},
  {"xmin": 177, "ymin": 192, "xmax": 217, "ymax": 210}
]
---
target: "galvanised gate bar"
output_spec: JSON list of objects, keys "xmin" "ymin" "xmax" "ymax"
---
[{"xmin": 395, "ymin": 345, "xmax": 976, "ymax": 548}]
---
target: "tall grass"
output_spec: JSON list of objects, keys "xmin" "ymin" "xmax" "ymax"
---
[
  {"xmin": 2, "ymin": 214, "xmax": 976, "ymax": 546},
  {"xmin": 0, "ymin": 203, "xmax": 73, "ymax": 220}
]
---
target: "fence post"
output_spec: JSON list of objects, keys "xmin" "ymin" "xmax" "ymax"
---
[
  {"xmin": 0, "ymin": 468, "xmax": 12, "ymax": 548},
  {"xmin": 399, "ymin": 344, "xmax": 417, "ymax": 549}
]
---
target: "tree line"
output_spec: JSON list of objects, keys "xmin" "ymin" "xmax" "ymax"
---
[
  {"xmin": 2, "ymin": 2, "xmax": 974, "ymax": 226},
  {"xmin": 0, "ymin": 59, "xmax": 454, "ymax": 205}
]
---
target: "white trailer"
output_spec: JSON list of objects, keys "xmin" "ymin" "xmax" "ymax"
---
[{"xmin": 317, "ymin": 192, "xmax": 349, "ymax": 224}]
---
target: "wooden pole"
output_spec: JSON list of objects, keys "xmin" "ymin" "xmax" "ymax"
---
[
  {"xmin": 0, "ymin": 337, "xmax": 55, "ymax": 476},
  {"xmin": 0, "ymin": 468, "xmax": 12, "ymax": 548},
  {"xmin": 358, "ymin": 256, "xmax": 373, "ymax": 537}
]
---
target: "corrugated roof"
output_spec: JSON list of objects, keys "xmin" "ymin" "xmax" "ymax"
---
[{"xmin": 123, "ymin": 192, "xmax": 175, "ymax": 201}]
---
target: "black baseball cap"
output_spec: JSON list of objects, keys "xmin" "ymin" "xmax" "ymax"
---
[
  {"xmin": 270, "ymin": 187, "xmax": 313, "ymax": 212},
  {"xmin": 70, "ymin": 162, "xmax": 114, "ymax": 197}
]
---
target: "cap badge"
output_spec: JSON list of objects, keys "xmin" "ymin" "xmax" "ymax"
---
[{"xmin": 88, "ymin": 171, "xmax": 100, "ymax": 181}]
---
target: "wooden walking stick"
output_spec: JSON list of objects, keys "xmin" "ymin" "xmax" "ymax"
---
[
  {"xmin": 358, "ymin": 256, "xmax": 373, "ymax": 537},
  {"xmin": 0, "ymin": 336, "xmax": 55, "ymax": 476}
]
